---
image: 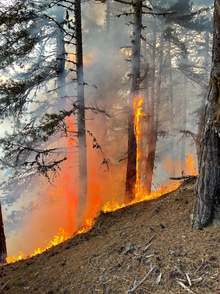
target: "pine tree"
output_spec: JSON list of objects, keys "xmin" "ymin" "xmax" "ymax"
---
[
  {"xmin": 0, "ymin": 202, "xmax": 7, "ymax": 264},
  {"xmin": 193, "ymin": 0, "xmax": 220, "ymax": 228},
  {"xmin": 125, "ymin": 0, "xmax": 142, "ymax": 199}
]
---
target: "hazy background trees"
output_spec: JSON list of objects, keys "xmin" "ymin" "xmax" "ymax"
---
[{"xmin": 0, "ymin": 0, "xmax": 213, "ymax": 257}]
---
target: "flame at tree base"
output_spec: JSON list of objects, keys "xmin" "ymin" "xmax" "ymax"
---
[
  {"xmin": 103, "ymin": 181, "xmax": 181, "ymax": 213},
  {"xmin": 6, "ymin": 96, "xmax": 197, "ymax": 264},
  {"xmin": 6, "ymin": 186, "xmax": 177, "ymax": 264},
  {"xmin": 6, "ymin": 157, "xmax": 196, "ymax": 265}
]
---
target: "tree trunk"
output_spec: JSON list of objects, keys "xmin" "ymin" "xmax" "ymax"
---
[
  {"xmin": 0, "ymin": 202, "xmax": 7, "ymax": 264},
  {"xmin": 56, "ymin": 5, "xmax": 66, "ymax": 102},
  {"xmin": 106, "ymin": 0, "xmax": 111, "ymax": 32},
  {"xmin": 193, "ymin": 0, "xmax": 220, "ymax": 229},
  {"xmin": 125, "ymin": 0, "xmax": 142, "ymax": 199},
  {"xmin": 181, "ymin": 76, "xmax": 187, "ymax": 173},
  {"xmin": 74, "ymin": 0, "xmax": 87, "ymax": 222},
  {"xmin": 145, "ymin": 31, "xmax": 164, "ymax": 193},
  {"xmin": 197, "ymin": 31, "xmax": 211, "ymax": 161},
  {"xmin": 167, "ymin": 37, "xmax": 175, "ymax": 176},
  {"xmin": 144, "ymin": 20, "xmax": 156, "ymax": 193}
]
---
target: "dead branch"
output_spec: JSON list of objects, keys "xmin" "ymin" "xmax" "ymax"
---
[
  {"xmin": 170, "ymin": 176, "xmax": 197, "ymax": 181},
  {"xmin": 180, "ymin": 130, "xmax": 198, "ymax": 144},
  {"xmin": 186, "ymin": 273, "xmax": 192, "ymax": 287},
  {"xmin": 143, "ymin": 235, "xmax": 156, "ymax": 252},
  {"xmin": 127, "ymin": 265, "xmax": 156, "ymax": 293},
  {"xmin": 1, "ymin": 281, "xmax": 10, "ymax": 291}
]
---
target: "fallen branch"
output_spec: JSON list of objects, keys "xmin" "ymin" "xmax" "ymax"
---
[
  {"xmin": 186, "ymin": 273, "xmax": 192, "ymax": 287},
  {"xmin": 1, "ymin": 281, "xmax": 9, "ymax": 291},
  {"xmin": 127, "ymin": 266, "xmax": 156, "ymax": 293},
  {"xmin": 143, "ymin": 235, "xmax": 156, "ymax": 252}
]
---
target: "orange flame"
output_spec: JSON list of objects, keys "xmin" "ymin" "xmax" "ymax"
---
[
  {"xmin": 7, "ymin": 229, "xmax": 69, "ymax": 263},
  {"xmin": 6, "ymin": 97, "xmax": 198, "ymax": 264},
  {"xmin": 133, "ymin": 96, "xmax": 145, "ymax": 195}
]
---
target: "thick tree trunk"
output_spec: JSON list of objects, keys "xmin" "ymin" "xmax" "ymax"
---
[
  {"xmin": 0, "ymin": 202, "xmax": 7, "ymax": 264},
  {"xmin": 74, "ymin": 0, "xmax": 87, "ymax": 221},
  {"xmin": 125, "ymin": 0, "xmax": 142, "ymax": 199},
  {"xmin": 193, "ymin": 0, "xmax": 220, "ymax": 229},
  {"xmin": 197, "ymin": 32, "xmax": 211, "ymax": 161}
]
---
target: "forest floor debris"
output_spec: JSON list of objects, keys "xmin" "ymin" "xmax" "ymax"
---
[{"xmin": 1, "ymin": 180, "xmax": 220, "ymax": 293}]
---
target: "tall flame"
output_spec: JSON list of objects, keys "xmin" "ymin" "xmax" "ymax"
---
[
  {"xmin": 6, "ymin": 96, "xmax": 197, "ymax": 264},
  {"xmin": 133, "ymin": 96, "xmax": 145, "ymax": 195}
]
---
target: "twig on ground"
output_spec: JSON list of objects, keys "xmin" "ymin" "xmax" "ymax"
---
[
  {"xmin": 155, "ymin": 272, "xmax": 162, "ymax": 285},
  {"xmin": 186, "ymin": 273, "xmax": 192, "ymax": 286},
  {"xmin": 143, "ymin": 235, "xmax": 156, "ymax": 252},
  {"xmin": 1, "ymin": 281, "xmax": 9, "ymax": 291},
  {"xmin": 176, "ymin": 280, "xmax": 195, "ymax": 294},
  {"xmin": 127, "ymin": 265, "xmax": 156, "ymax": 293}
]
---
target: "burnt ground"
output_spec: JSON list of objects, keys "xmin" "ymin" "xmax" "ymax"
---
[{"xmin": 1, "ymin": 180, "xmax": 220, "ymax": 294}]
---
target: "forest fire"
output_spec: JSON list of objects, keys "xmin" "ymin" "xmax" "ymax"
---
[
  {"xmin": 6, "ymin": 94, "xmax": 198, "ymax": 264},
  {"xmin": 6, "ymin": 229, "xmax": 69, "ymax": 264},
  {"xmin": 6, "ymin": 220, "xmax": 96, "ymax": 264},
  {"xmin": 5, "ymin": 92, "xmax": 198, "ymax": 265}
]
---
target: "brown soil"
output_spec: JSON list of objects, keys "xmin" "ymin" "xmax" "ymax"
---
[{"xmin": 1, "ymin": 180, "xmax": 220, "ymax": 294}]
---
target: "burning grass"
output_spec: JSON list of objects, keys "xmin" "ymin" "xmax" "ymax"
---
[{"xmin": 6, "ymin": 96, "xmax": 198, "ymax": 264}]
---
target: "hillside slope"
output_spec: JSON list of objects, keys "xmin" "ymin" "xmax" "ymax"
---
[{"xmin": 1, "ymin": 181, "xmax": 220, "ymax": 294}]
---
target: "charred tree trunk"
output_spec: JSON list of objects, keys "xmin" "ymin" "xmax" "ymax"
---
[
  {"xmin": 0, "ymin": 202, "xmax": 7, "ymax": 264},
  {"xmin": 74, "ymin": 0, "xmax": 87, "ymax": 220},
  {"xmin": 193, "ymin": 0, "xmax": 220, "ymax": 229},
  {"xmin": 125, "ymin": 0, "xmax": 142, "ymax": 199}
]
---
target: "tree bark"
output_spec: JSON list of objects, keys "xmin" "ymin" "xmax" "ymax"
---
[
  {"xmin": 197, "ymin": 31, "xmax": 211, "ymax": 161},
  {"xmin": 56, "ymin": 5, "xmax": 66, "ymax": 102},
  {"xmin": 125, "ymin": 0, "xmax": 142, "ymax": 199},
  {"xmin": 193, "ymin": 0, "xmax": 220, "ymax": 229},
  {"xmin": 0, "ymin": 202, "xmax": 7, "ymax": 264},
  {"xmin": 74, "ymin": 0, "xmax": 87, "ymax": 222}
]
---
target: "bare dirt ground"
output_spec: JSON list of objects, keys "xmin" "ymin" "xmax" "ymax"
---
[{"xmin": 1, "ymin": 180, "xmax": 220, "ymax": 294}]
